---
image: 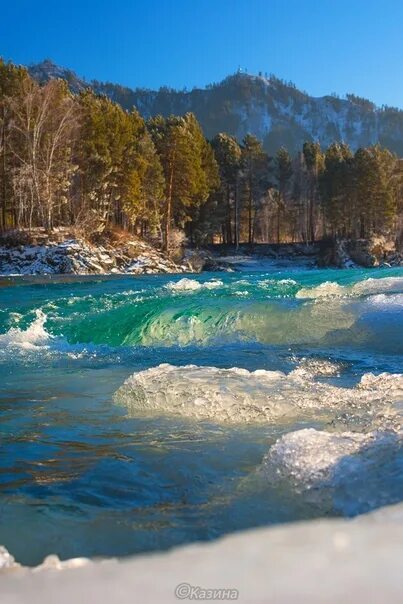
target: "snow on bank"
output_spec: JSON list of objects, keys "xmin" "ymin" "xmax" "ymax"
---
[
  {"xmin": 0, "ymin": 238, "xmax": 189, "ymax": 276},
  {"xmin": 2, "ymin": 503, "xmax": 403, "ymax": 602},
  {"xmin": 0, "ymin": 546, "xmax": 90, "ymax": 573}
]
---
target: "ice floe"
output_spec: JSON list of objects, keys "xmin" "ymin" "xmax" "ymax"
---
[{"xmin": 114, "ymin": 363, "xmax": 403, "ymax": 425}]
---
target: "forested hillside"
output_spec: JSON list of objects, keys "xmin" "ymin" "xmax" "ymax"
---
[
  {"xmin": 29, "ymin": 60, "xmax": 403, "ymax": 156},
  {"xmin": 1, "ymin": 58, "xmax": 402, "ymax": 251}
]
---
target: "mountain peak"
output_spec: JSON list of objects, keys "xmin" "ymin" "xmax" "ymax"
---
[
  {"xmin": 28, "ymin": 60, "xmax": 88, "ymax": 93},
  {"xmin": 27, "ymin": 60, "xmax": 403, "ymax": 156}
]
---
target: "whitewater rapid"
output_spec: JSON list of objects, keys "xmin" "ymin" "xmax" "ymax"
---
[
  {"xmin": 1, "ymin": 267, "xmax": 403, "ymax": 564},
  {"xmin": 1, "ymin": 274, "xmax": 402, "ymax": 357}
]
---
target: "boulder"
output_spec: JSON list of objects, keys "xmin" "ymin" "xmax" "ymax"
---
[{"xmin": 348, "ymin": 236, "xmax": 401, "ymax": 267}]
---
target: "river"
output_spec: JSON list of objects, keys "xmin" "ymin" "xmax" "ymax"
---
[{"xmin": 0, "ymin": 266, "xmax": 402, "ymax": 565}]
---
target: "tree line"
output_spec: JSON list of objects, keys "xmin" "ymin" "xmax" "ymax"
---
[{"xmin": 0, "ymin": 58, "xmax": 402, "ymax": 251}]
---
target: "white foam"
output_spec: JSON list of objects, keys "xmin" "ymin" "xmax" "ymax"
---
[
  {"xmin": 0, "ymin": 310, "xmax": 52, "ymax": 350},
  {"xmin": 114, "ymin": 363, "xmax": 403, "ymax": 424},
  {"xmin": 290, "ymin": 357, "xmax": 342, "ymax": 379},
  {"xmin": 366, "ymin": 293, "xmax": 403, "ymax": 309},
  {"xmin": 296, "ymin": 281, "xmax": 346, "ymax": 299},
  {"xmin": 261, "ymin": 429, "xmax": 372, "ymax": 483},
  {"xmin": 296, "ymin": 277, "xmax": 403, "ymax": 300},
  {"xmin": 0, "ymin": 544, "xmax": 89, "ymax": 572},
  {"xmin": 258, "ymin": 278, "xmax": 298, "ymax": 288},
  {"xmin": 165, "ymin": 278, "xmax": 223, "ymax": 293},
  {"xmin": 353, "ymin": 278, "xmax": 403, "ymax": 297},
  {"xmin": 32, "ymin": 554, "xmax": 90, "ymax": 572},
  {"xmin": 358, "ymin": 372, "xmax": 403, "ymax": 400}
]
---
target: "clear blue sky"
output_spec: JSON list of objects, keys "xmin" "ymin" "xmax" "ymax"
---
[{"xmin": 1, "ymin": 0, "xmax": 402, "ymax": 108}]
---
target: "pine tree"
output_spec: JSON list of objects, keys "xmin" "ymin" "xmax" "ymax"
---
[
  {"xmin": 75, "ymin": 92, "xmax": 144, "ymax": 232},
  {"xmin": 302, "ymin": 142, "xmax": 324, "ymax": 242},
  {"xmin": 148, "ymin": 113, "xmax": 218, "ymax": 251},
  {"xmin": 353, "ymin": 145, "xmax": 399, "ymax": 238},
  {"xmin": 211, "ymin": 133, "xmax": 241, "ymax": 244},
  {"xmin": 130, "ymin": 130, "xmax": 165, "ymax": 237},
  {"xmin": 320, "ymin": 143, "xmax": 353, "ymax": 237},
  {"xmin": 274, "ymin": 147, "xmax": 292, "ymax": 243},
  {"xmin": 181, "ymin": 113, "xmax": 219, "ymax": 243},
  {"xmin": 240, "ymin": 134, "xmax": 271, "ymax": 245}
]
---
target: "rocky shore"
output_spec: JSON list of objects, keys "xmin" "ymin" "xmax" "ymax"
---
[
  {"xmin": 318, "ymin": 235, "xmax": 403, "ymax": 268},
  {"xmin": 0, "ymin": 230, "xmax": 401, "ymax": 276},
  {"xmin": 208, "ymin": 236, "xmax": 403, "ymax": 270},
  {"xmin": 0, "ymin": 230, "xmax": 191, "ymax": 276}
]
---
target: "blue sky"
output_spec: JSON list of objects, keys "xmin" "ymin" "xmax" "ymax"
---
[{"xmin": 1, "ymin": 0, "xmax": 402, "ymax": 107}]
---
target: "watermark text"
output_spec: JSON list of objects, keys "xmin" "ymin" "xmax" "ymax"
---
[{"xmin": 175, "ymin": 582, "xmax": 239, "ymax": 600}]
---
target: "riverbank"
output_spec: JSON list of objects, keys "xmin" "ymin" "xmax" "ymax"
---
[
  {"xmin": 0, "ymin": 229, "xmax": 401, "ymax": 276},
  {"xmin": 2, "ymin": 502, "xmax": 403, "ymax": 603},
  {"xmin": 206, "ymin": 236, "xmax": 403, "ymax": 270},
  {"xmin": 0, "ymin": 229, "xmax": 191, "ymax": 276}
]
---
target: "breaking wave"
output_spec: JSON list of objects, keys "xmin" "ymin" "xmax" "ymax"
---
[
  {"xmin": 0, "ymin": 272, "xmax": 402, "ymax": 354},
  {"xmin": 73, "ymin": 297, "xmax": 403, "ymax": 352},
  {"xmin": 62, "ymin": 274, "xmax": 403, "ymax": 351},
  {"xmin": 0, "ymin": 310, "xmax": 52, "ymax": 351}
]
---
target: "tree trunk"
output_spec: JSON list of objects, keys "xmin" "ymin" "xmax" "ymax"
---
[
  {"xmin": 248, "ymin": 187, "xmax": 253, "ymax": 246},
  {"xmin": 163, "ymin": 164, "xmax": 174, "ymax": 252},
  {"xmin": 235, "ymin": 180, "xmax": 239, "ymax": 250},
  {"xmin": 309, "ymin": 191, "xmax": 315, "ymax": 243},
  {"xmin": 226, "ymin": 185, "xmax": 232, "ymax": 245},
  {"xmin": 1, "ymin": 106, "xmax": 6, "ymax": 230}
]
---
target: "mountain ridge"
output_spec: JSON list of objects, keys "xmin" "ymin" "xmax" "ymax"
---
[{"xmin": 28, "ymin": 59, "xmax": 403, "ymax": 156}]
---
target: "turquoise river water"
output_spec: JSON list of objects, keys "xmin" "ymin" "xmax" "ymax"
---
[{"xmin": 0, "ymin": 266, "xmax": 402, "ymax": 565}]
